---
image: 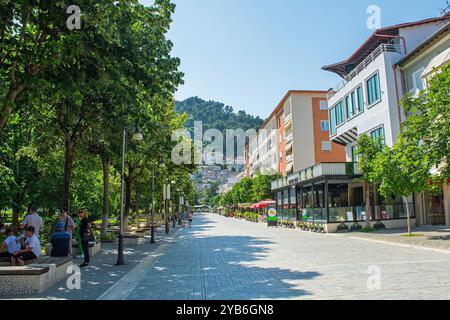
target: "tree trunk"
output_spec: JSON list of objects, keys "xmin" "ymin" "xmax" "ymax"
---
[
  {"xmin": 406, "ymin": 196, "xmax": 412, "ymax": 235},
  {"xmin": 135, "ymin": 187, "xmax": 140, "ymax": 230},
  {"xmin": 62, "ymin": 136, "xmax": 75, "ymax": 209},
  {"xmin": 101, "ymin": 155, "xmax": 111, "ymax": 236},
  {"xmin": 364, "ymin": 183, "xmax": 371, "ymax": 228},
  {"xmin": 145, "ymin": 194, "xmax": 150, "ymax": 227},
  {"xmin": 124, "ymin": 173, "xmax": 132, "ymax": 231},
  {"xmin": 0, "ymin": 84, "xmax": 24, "ymax": 132},
  {"xmin": 12, "ymin": 206, "xmax": 20, "ymax": 234}
]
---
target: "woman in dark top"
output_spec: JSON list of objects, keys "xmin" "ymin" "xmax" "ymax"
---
[{"xmin": 78, "ymin": 209, "xmax": 91, "ymax": 268}]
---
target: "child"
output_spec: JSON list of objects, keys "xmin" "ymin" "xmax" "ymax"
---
[
  {"xmin": 11, "ymin": 226, "xmax": 41, "ymax": 266},
  {"xmin": 0, "ymin": 228, "xmax": 20, "ymax": 258}
]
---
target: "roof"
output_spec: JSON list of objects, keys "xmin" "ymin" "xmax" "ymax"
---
[
  {"xmin": 248, "ymin": 90, "xmax": 327, "ymax": 146},
  {"xmin": 261, "ymin": 90, "xmax": 328, "ymax": 130},
  {"xmin": 397, "ymin": 20, "xmax": 450, "ymax": 67},
  {"xmin": 323, "ymin": 14, "xmax": 450, "ymax": 77}
]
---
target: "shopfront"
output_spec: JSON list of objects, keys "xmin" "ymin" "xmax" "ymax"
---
[
  {"xmin": 272, "ymin": 163, "xmax": 417, "ymax": 232},
  {"xmin": 417, "ymin": 191, "xmax": 446, "ymax": 226}
]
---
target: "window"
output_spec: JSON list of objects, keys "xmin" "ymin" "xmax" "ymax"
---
[
  {"xmin": 320, "ymin": 120, "xmax": 329, "ymax": 132},
  {"xmin": 333, "ymin": 101, "xmax": 345, "ymax": 126},
  {"xmin": 346, "ymin": 86, "xmax": 364, "ymax": 119},
  {"xmin": 329, "ymin": 108, "xmax": 337, "ymax": 136},
  {"xmin": 366, "ymin": 72, "xmax": 381, "ymax": 106},
  {"xmin": 322, "ymin": 141, "xmax": 331, "ymax": 152},
  {"xmin": 412, "ymin": 68, "xmax": 425, "ymax": 91},
  {"xmin": 345, "ymin": 95, "xmax": 352, "ymax": 118},
  {"xmin": 356, "ymin": 86, "xmax": 364, "ymax": 112},
  {"xmin": 320, "ymin": 100, "xmax": 328, "ymax": 111},
  {"xmin": 371, "ymin": 126, "xmax": 385, "ymax": 145}
]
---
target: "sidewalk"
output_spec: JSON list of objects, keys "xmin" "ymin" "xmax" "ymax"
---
[
  {"xmin": 4, "ymin": 226, "xmax": 182, "ymax": 300},
  {"xmin": 339, "ymin": 226, "xmax": 450, "ymax": 253}
]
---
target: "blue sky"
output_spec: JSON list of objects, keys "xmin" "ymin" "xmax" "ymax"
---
[{"xmin": 140, "ymin": 0, "xmax": 448, "ymax": 118}]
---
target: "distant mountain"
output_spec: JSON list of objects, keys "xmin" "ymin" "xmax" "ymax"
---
[
  {"xmin": 175, "ymin": 97, "xmax": 264, "ymax": 135},
  {"xmin": 176, "ymin": 97, "xmax": 264, "ymax": 204}
]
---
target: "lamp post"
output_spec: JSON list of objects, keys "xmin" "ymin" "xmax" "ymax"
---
[
  {"xmin": 116, "ymin": 127, "xmax": 143, "ymax": 266},
  {"xmin": 150, "ymin": 161, "xmax": 156, "ymax": 244},
  {"xmin": 172, "ymin": 181, "xmax": 177, "ymax": 228},
  {"xmin": 163, "ymin": 183, "xmax": 170, "ymax": 234},
  {"xmin": 150, "ymin": 158, "xmax": 165, "ymax": 244}
]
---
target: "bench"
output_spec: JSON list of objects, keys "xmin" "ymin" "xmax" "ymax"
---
[
  {"xmin": 123, "ymin": 234, "xmax": 140, "ymax": 246},
  {"xmin": 44, "ymin": 239, "xmax": 101, "ymax": 258},
  {"xmin": 0, "ymin": 256, "xmax": 73, "ymax": 296}
]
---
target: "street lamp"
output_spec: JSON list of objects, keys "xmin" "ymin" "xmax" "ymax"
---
[
  {"xmin": 116, "ymin": 127, "xmax": 143, "ymax": 266},
  {"xmin": 163, "ymin": 182, "xmax": 170, "ymax": 234}
]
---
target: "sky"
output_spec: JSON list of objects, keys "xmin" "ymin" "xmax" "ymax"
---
[{"xmin": 140, "ymin": 0, "xmax": 448, "ymax": 118}]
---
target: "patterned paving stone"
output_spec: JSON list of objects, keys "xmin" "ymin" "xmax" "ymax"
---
[{"xmin": 123, "ymin": 214, "xmax": 450, "ymax": 300}]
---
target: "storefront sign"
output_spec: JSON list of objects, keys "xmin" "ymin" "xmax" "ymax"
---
[{"xmin": 267, "ymin": 208, "xmax": 278, "ymax": 227}]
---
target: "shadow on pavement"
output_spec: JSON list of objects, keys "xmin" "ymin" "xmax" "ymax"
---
[{"xmin": 126, "ymin": 215, "xmax": 321, "ymax": 300}]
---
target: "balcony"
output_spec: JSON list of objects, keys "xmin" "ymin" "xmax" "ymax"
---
[
  {"xmin": 286, "ymin": 154, "xmax": 293, "ymax": 164},
  {"xmin": 284, "ymin": 132, "xmax": 293, "ymax": 143},
  {"xmin": 284, "ymin": 113, "xmax": 292, "ymax": 129},
  {"xmin": 328, "ymin": 44, "xmax": 402, "ymax": 98},
  {"xmin": 271, "ymin": 162, "xmax": 360, "ymax": 191}
]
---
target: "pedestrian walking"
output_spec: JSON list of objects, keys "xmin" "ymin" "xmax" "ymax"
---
[
  {"xmin": 188, "ymin": 211, "xmax": 193, "ymax": 228},
  {"xmin": 78, "ymin": 209, "xmax": 92, "ymax": 268}
]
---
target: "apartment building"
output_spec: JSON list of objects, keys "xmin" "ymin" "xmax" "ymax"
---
[
  {"xmin": 270, "ymin": 15, "xmax": 449, "ymax": 233},
  {"xmin": 324, "ymin": 16, "xmax": 448, "ymax": 161},
  {"xmin": 246, "ymin": 90, "xmax": 346, "ymax": 178},
  {"xmin": 395, "ymin": 20, "xmax": 450, "ymax": 227},
  {"xmin": 315, "ymin": 15, "xmax": 449, "ymax": 230}
]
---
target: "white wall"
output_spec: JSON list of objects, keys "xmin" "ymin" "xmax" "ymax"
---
[{"xmin": 328, "ymin": 49, "xmax": 403, "ymax": 159}]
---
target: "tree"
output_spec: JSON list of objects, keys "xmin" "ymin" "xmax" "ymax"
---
[
  {"xmin": 356, "ymin": 134, "xmax": 384, "ymax": 228},
  {"xmin": 374, "ymin": 62, "xmax": 450, "ymax": 235},
  {"xmin": 375, "ymin": 142, "xmax": 433, "ymax": 235},
  {"xmin": 400, "ymin": 63, "xmax": 449, "ymax": 183},
  {"xmin": 251, "ymin": 174, "xmax": 280, "ymax": 202}
]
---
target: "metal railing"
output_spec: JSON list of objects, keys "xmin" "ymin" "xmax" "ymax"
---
[
  {"xmin": 328, "ymin": 43, "xmax": 402, "ymax": 98},
  {"xmin": 271, "ymin": 162, "xmax": 360, "ymax": 190}
]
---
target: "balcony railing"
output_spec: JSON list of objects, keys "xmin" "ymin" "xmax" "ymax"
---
[
  {"xmin": 284, "ymin": 113, "xmax": 292, "ymax": 128},
  {"xmin": 284, "ymin": 132, "xmax": 293, "ymax": 143},
  {"xmin": 286, "ymin": 154, "xmax": 293, "ymax": 163},
  {"xmin": 328, "ymin": 43, "xmax": 402, "ymax": 98},
  {"xmin": 271, "ymin": 162, "xmax": 360, "ymax": 190}
]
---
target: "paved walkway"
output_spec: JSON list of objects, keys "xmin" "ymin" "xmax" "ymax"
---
[
  {"xmin": 340, "ymin": 226, "xmax": 450, "ymax": 253},
  {"xmin": 6, "ymin": 227, "xmax": 179, "ymax": 300},
  {"xmin": 100, "ymin": 214, "xmax": 450, "ymax": 300}
]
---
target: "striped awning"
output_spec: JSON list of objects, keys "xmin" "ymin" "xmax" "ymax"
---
[{"xmin": 331, "ymin": 127, "xmax": 358, "ymax": 146}]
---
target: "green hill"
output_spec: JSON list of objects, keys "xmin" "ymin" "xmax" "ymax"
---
[{"xmin": 175, "ymin": 97, "xmax": 264, "ymax": 134}]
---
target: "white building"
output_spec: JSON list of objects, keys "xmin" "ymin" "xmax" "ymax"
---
[
  {"xmin": 323, "ymin": 16, "xmax": 449, "ymax": 161},
  {"xmin": 248, "ymin": 116, "xmax": 279, "ymax": 176}
]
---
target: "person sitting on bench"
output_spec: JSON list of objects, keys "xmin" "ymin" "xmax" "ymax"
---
[
  {"xmin": 11, "ymin": 226, "xmax": 41, "ymax": 266},
  {"xmin": 0, "ymin": 228, "xmax": 20, "ymax": 258},
  {"xmin": 50, "ymin": 222, "xmax": 71, "ymax": 257}
]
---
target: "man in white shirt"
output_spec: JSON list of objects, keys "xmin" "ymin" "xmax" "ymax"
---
[
  {"xmin": 20, "ymin": 206, "xmax": 43, "ymax": 237},
  {"xmin": 0, "ymin": 228, "xmax": 20, "ymax": 257},
  {"xmin": 11, "ymin": 226, "xmax": 41, "ymax": 266}
]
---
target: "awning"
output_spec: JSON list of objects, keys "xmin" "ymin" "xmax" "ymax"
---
[{"xmin": 422, "ymin": 47, "xmax": 450, "ymax": 79}]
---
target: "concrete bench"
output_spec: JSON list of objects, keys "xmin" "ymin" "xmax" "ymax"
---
[
  {"xmin": 44, "ymin": 239, "xmax": 101, "ymax": 258},
  {"xmin": 0, "ymin": 256, "xmax": 73, "ymax": 296},
  {"xmin": 123, "ymin": 235, "xmax": 140, "ymax": 246}
]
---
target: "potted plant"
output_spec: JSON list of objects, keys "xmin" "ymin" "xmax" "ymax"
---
[{"xmin": 101, "ymin": 232, "xmax": 117, "ymax": 243}]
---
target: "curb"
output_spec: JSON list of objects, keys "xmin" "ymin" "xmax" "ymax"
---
[
  {"xmin": 346, "ymin": 235, "xmax": 450, "ymax": 255},
  {"xmin": 97, "ymin": 228, "xmax": 184, "ymax": 300}
]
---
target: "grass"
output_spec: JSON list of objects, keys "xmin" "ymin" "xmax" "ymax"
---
[
  {"xmin": 400, "ymin": 233, "xmax": 424, "ymax": 237},
  {"xmin": 359, "ymin": 227, "xmax": 378, "ymax": 233}
]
